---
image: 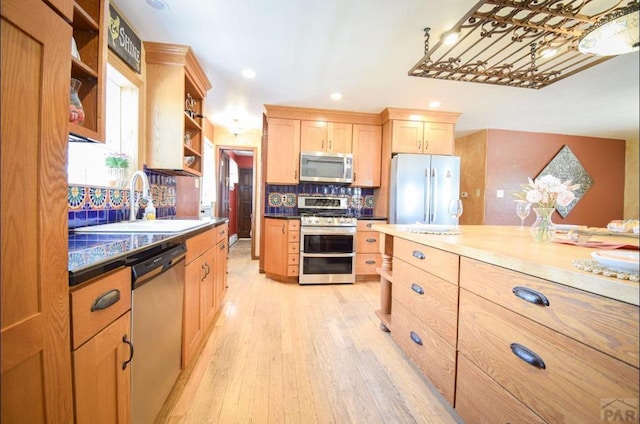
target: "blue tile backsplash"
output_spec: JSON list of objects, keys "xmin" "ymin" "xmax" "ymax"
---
[
  {"xmin": 265, "ymin": 184, "xmax": 374, "ymax": 216},
  {"xmin": 68, "ymin": 169, "xmax": 177, "ymax": 229}
]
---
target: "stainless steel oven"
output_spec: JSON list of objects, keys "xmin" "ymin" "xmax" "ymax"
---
[{"xmin": 298, "ymin": 196, "xmax": 356, "ymax": 285}]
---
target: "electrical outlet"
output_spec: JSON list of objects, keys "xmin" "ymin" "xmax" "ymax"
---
[
  {"xmin": 475, "ymin": 189, "xmax": 481, "ymax": 197},
  {"xmin": 461, "ymin": 192, "xmax": 468, "ymax": 198},
  {"xmin": 497, "ymin": 189, "xmax": 504, "ymax": 198}
]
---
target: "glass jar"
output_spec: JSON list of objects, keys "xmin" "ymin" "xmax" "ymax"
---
[
  {"xmin": 530, "ymin": 207, "xmax": 556, "ymax": 242},
  {"xmin": 70, "ymin": 78, "xmax": 85, "ymax": 125}
]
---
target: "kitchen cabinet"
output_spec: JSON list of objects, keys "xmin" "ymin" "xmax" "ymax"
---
[
  {"xmin": 1, "ymin": 0, "xmax": 74, "ymax": 422},
  {"xmin": 300, "ymin": 121, "xmax": 352, "ymax": 153},
  {"xmin": 70, "ymin": 267, "xmax": 132, "ymax": 424},
  {"xmin": 355, "ymin": 220, "xmax": 384, "ymax": 279},
  {"xmin": 391, "ymin": 120, "xmax": 454, "ymax": 155},
  {"xmin": 264, "ymin": 218, "xmax": 300, "ymax": 282},
  {"xmin": 215, "ymin": 224, "xmax": 229, "ymax": 310},
  {"xmin": 351, "ymin": 124, "xmax": 382, "ymax": 187},
  {"xmin": 144, "ymin": 42, "xmax": 212, "ymax": 176},
  {"xmin": 266, "ymin": 118, "xmax": 301, "ymax": 184},
  {"xmin": 69, "ymin": 0, "xmax": 108, "ymax": 142}
]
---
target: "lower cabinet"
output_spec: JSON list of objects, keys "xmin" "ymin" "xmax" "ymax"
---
[
  {"xmin": 69, "ymin": 267, "xmax": 133, "ymax": 424},
  {"xmin": 264, "ymin": 218, "xmax": 300, "ymax": 282},
  {"xmin": 355, "ymin": 219, "xmax": 384, "ymax": 279},
  {"xmin": 183, "ymin": 223, "xmax": 228, "ymax": 368}
]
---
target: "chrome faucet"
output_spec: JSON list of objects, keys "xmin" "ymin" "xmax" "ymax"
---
[{"xmin": 129, "ymin": 170, "xmax": 150, "ymax": 221}]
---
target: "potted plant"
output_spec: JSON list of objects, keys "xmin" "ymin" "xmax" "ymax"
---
[{"xmin": 105, "ymin": 152, "xmax": 130, "ymax": 188}]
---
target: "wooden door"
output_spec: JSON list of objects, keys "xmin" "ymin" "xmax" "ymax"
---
[
  {"xmin": 238, "ymin": 168, "xmax": 253, "ymax": 238},
  {"xmin": 351, "ymin": 124, "xmax": 382, "ymax": 187},
  {"xmin": 391, "ymin": 120, "xmax": 423, "ymax": 154},
  {"xmin": 423, "ymin": 122, "xmax": 455, "ymax": 155},
  {"xmin": 327, "ymin": 122, "xmax": 353, "ymax": 153},
  {"xmin": 300, "ymin": 120, "xmax": 327, "ymax": 151},
  {"xmin": 218, "ymin": 151, "xmax": 230, "ymax": 218},
  {"xmin": 1, "ymin": 0, "xmax": 74, "ymax": 422},
  {"xmin": 182, "ymin": 257, "xmax": 204, "ymax": 367},
  {"xmin": 266, "ymin": 118, "xmax": 300, "ymax": 184},
  {"xmin": 73, "ymin": 312, "xmax": 132, "ymax": 424}
]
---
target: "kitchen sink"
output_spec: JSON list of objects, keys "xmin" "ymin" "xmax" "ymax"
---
[{"xmin": 73, "ymin": 219, "xmax": 210, "ymax": 233}]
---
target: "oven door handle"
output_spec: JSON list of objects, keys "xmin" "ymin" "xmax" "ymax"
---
[
  {"xmin": 300, "ymin": 252, "xmax": 355, "ymax": 257},
  {"xmin": 300, "ymin": 228, "xmax": 356, "ymax": 236}
]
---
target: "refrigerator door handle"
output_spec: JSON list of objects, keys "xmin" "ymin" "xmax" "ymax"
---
[
  {"xmin": 424, "ymin": 168, "xmax": 430, "ymax": 222},
  {"xmin": 431, "ymin": 168, "xmax": 438, "ymax": 222}
]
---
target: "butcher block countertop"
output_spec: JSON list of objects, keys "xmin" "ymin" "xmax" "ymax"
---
[{"xmin": 372, "ymin": 224, "xmax": 639, "ymax": 306}]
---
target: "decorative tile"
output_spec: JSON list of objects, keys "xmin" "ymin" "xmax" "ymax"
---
[
  {"xmin": 364, "ymin": 195, "xmax": 375, "ymax": 209},
  {"xmin": 68, "ymin": 186, "xmax": 86, "ymax": 210},
  {"xmin": 268, "ymin": 192, "xmax": 283, "ymax": 207},
  {"xmin": 88, "ymin": 187, "xmax": 107, "ymax": 209},
  {"xmin": 284, "ymin": 193, "xmax": 296, "ymax": 207},
  {"xmin": 108, "ymin": 189, "xmax": 125, "ymax": 209}
]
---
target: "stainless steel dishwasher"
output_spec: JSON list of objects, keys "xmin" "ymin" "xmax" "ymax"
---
[{"xmin": 130, "ymin": 243, "xmax": 186, "ymax": 424}]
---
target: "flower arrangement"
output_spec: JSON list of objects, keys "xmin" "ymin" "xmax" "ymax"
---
[
  {"xmin": 513, "ymin": 174, "xmax": 580, "ymax": 209},
  {"xmin": 104, "ymin": 152, "xmax": 130, "ymax": 169}
]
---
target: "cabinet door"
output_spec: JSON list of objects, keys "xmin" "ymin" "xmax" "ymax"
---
[
  {"xmin": 183, "ymin": 257, "xmax": 204, "ymax": 367},
  {"xmin": 266, "ymin": 118, "xmax": 301, "ymax": 184},
  {"xmin": 215, "ymin": 239, "xmax": 228, "ymax": 310},
  {"xmin": 1, "ymin": 1, "xmax": 74, "ymax": 422},
  {"xmin": 300, "ymin": 120, "xmax": 327, "ymax": 151},
  {"xmin": 391, "ymin": 120, "xmax": 423, "ymax": 154},
  {"xmin": 264, "ymin": 218, "xmax": 289, "ymax": 275},
  {"xmin": 352, "ymin": 124, "xmax": 382, "ymax": 187},
  {"xmin": 423, "ymin": 123, "xmax": 454, "ymax": 155},
  {"xmin": 201, "ymin": 248, "xmax": 216, "ymax": 330},
  {"xmin": 327, "ymin": 122, "xmax": 353, "ymax": 153},
  {"xmin": 73, "ymin": 312, "xmax": 132, "ymax": 424}
]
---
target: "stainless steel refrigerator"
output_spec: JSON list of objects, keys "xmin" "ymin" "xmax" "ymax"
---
[{"xmin": 389, "ymin": 154, "xmax": 461, "ymax": 225}]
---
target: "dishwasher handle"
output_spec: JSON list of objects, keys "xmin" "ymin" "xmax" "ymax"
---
[{"xmin": 132, "ymin": 244, "xmax": 187, "ymax": 289}]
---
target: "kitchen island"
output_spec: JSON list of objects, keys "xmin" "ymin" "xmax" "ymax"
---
[{"xmin": 372, "ymin": 224, "xmax": 639, "ymax": 423}]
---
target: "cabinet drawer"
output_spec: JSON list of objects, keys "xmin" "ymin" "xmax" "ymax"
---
[
  {"xmin": 288, "ymin": 220, "xmax": 300, "ymax": 231},
  {"xmin": 460, "ymin": 257, "xmax": 639, "ymax": 368},
  {"xmin": 288, "ymin": 230, "xmax": 299, "ymax": 243},
  {"xmin": 393, "ymin": 258, "xmax": 458, "ymax": 346},
  {"xmin": 186, "ymin": 228, "xmax": 215, "ymax": 264},
  {"xmin": 394, "ymin": 238, "xmax": 458, "ymax": 284},
  {"xmin": 356, "ymin": 231, "xmax": 380, "ymax": 253},
  {"xmin": 70, "ymin": 267, "xmax": 132, "ymax": 350},
  {"xmin": 287, "ymin": 265, "xmax": 299, "ymax": 277},
  {"xmin": 357, "ymin": 220, "xmax": 384, "ymax": 231},
  {"xmin": 391, "ymin": 299, "xmax": 456, "ymax": 405},
  {"xmin": 455, "ymin": 354, "xmax": 544, "ymax": 423},
  {"xmin": 458, "ymin": 289, "xmax": 639, "ymax": 423},
  {"xmin": 355, "ymin": 253, "xmax": 381, "ymax": 275},
  {"xmin": 215, "ymin": 223, "xmax": 228, "ymax": 244},
  {"xmin": 288, "ymin": 253, "xmax": 299, "ymax": 265},
  {"xmin": 287, "ymin": 242, "xmax": 299, "ymax": 254}
]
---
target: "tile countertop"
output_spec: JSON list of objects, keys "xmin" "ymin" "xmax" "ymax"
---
[
  {"xmin": 68, "ymin": 217, "xmax": 228, "ymax": 286},
  {"xmin": 372, "ymin": 224, "xmax": 639, "ymax": 306}
]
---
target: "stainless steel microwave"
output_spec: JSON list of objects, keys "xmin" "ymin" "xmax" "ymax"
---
[{"xmin": 299, "ymin": 151, "xmax": 353, "ymax": 184}]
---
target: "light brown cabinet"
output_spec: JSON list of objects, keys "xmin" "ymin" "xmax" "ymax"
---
[
  {"xmin": 144, "ymin": 42, "xmax": 212, "ymax": 176},
  {"xmin": 215, "ymin": 225, "xmax": 229, "ymax": 307},
  {"xmin": 351, "ymin": 124, "xmax": 382, "ymax": 187},
  {"xmin": 266, "ymin": 118, "xmax": 301, "ymax": 184},
  {"xmin": 355, "ymin": 220, "xmax": 384, "ymax": 278},
  {"xmin": 300, "ymin": 121, "xmax": 352, "ymax": 153},
  {"xmin": 69, "ymin": 0, "xmax": 108, "ymax": 142},
  {"xmin": 264, "ymin": 218, "xmax": 300, "ymax": 282},
  {"xmin": 1, "ymin": 0, "xmax": 74, "ymax": 421},
  {"xmin": 70, "ymin": 267, "xmax": 133, "ymax": 424},
  {"xmin": 391, "ymin": 120, "xmax": 454, "ymax": 155}
]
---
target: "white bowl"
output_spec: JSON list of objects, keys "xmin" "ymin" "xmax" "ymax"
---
[{"xmin": 591, "ymin": 250, "xmax": 639, "ymax": 273}]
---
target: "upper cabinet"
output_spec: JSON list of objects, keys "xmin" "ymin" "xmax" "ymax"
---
[
  {"xmin": 266, "ymin": 118, "xmax": 301, "ymax": 184},
  {"xmin": 144, "ymin": 42, "xmax": 212, "ymax": 176},
  {"xmin": 381, "ymin": 108, "xmax": 461, "ymax": 156},
  {"xmin": 70, "ymin": 0, "xmax": 108, "ymax": 142},
  {"xmin": 300, "ymin": 121, "xmax": 352, "ymax": 153},
  {"xmin": 352, "ymin": 124, "xmax": 382, "ymax": 187}
]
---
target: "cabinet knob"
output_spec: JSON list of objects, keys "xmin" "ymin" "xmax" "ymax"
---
[
  {"xmin": 410, "ymin": 331, "xmax": 423, "ymax": 345},
  {"xmin": 412, "ymin": 250, "xmax": 426, "ymax": 260},
  {"xmin": 366, "ymin": 238, "xmax": 377, "ymax": 243},
  {"xmin": 411, "ymin": 283, "xmax": 424, "ymax": 295},
  {"xmin": 366, "ymin": 223, "xmax": 373, "ymax": 228},
  {"xmin": 365, "ymin": 260, "xmax": 376, "ymax": 265}
]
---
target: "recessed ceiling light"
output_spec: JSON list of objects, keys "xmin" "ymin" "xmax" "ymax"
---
[
  {"xmin": 428, "ymin": 101, "xmax": 441, "ymax": 108},
  {"xmin": 146, "ymin": 0, "xmax": 168, "ymax": 10},
  {"xmin": 241, "ymin": 68, "xmax": 256, "ymax": 79},
  {"xmin": 330, "ymin": 92, "xmax": 342, "ymax": 101}
]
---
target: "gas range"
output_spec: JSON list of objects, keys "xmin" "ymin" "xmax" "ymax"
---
[{"xmin": 298, "ymin": 195, "xmax": 356, "ymax": 227}]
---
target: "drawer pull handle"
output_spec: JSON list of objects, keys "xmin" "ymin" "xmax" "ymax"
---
[
  {"xmin": 366, "ymin": 223, "xmax": 373, "ymax": 228},
  {"xmin": 411, "ymin": 283, "xmax": 424, "ymax": 295},
  {"xmin": 366, "ymin": 238, "xmax": 377, "ymax": 243},
  {"xmin": 365, "ymin": 260, "xmax": 376, "ymax": 265},
  {"xmin": 512, "ymin": 286, "xmax": 550, "ymax": 307},
  {"xmin": 510, "ymin": 343, "xmax": 546, "ymax": 369},
  {"xmin": 122, "ymin": 335, "xmax": 134, "ymax": 370},
  {"xmin": 91, "ymin": 289, "xmax": 121, "ymax": 312},
  {"xmin": 410, "ymin": 331, "xmax": 423, "ymax": 345},
  {"xmin": 412, "ymin": 250, "xmax": 426, "ymax": 260}
]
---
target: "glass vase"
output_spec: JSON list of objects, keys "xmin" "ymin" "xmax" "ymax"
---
[
  {"xmin": 69, "ymin": 78, "xmax": 85, "ymax": 125},
  {"xmin": 107, "ymin": 168, "xmax": 127, "ymax": 189},
  {"xmin": 530, "ymin": 207, "xmax": 556, "ymax": 242}
]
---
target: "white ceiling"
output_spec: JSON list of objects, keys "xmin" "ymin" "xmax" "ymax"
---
[{"xmin": 113, "ymin": 0, "xmax": 639, "ymax": 141}]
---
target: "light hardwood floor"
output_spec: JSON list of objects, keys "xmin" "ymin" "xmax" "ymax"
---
[{"xmin": 159, "ymin": 239, "xmax": 463, "ymax": 424}]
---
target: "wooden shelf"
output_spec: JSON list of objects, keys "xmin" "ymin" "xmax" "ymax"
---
[
  {"xmin": 375, "ymin": 310, "xmax": 392, "ymax": 332},
  {"xmin": 376, "ymin": 267, "xmax": 393, "ymax": 283}
]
